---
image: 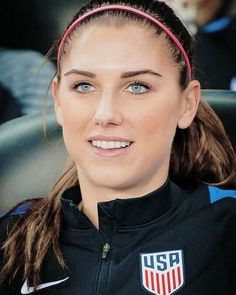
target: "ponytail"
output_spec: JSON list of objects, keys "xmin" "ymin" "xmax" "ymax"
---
[{"xmin": 170, "ymin": 99, "xmax": 236, "ymax": 189}]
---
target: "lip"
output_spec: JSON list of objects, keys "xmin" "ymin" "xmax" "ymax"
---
[{"xmin": 87, "ymin": 135, "xmax": 134, "ymax": 158}]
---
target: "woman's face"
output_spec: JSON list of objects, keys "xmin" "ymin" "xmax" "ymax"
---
[{"xmin": 53, "ymin": 23, "xmax": 199, "ymax": 197}]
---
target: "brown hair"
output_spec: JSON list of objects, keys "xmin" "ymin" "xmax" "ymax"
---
[{"xmin": 1, "ymin": 0, "xmax": 235, "ymax": 289}]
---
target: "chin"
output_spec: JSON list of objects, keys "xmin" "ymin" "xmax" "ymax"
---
[
  {"xmin": 94, "ymin": 176, "xmax": 131, "ymax": 189},
  {"xmin": 90, "ymin": 173, "xmax": 139, "ymax": 192}
]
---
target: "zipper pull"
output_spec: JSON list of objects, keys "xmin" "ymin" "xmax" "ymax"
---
[{"xmin": 102, "ymin": 243, "xmax": 110, "ymax": 259}]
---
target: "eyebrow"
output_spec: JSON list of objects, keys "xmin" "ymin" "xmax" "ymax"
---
[
  {"xmin": 64, "ymin": 69, "xmax": 96, "ymax": 78},
  {"xmin": 64, "ymin": 69, "xmax": 162, "ymax": 78},
  {"xmin": 121, "ymin": 70, "xmax": 162, "ymax": 78}
]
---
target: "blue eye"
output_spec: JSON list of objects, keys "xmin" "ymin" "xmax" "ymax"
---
[
  {"xmin": 73, "ymin": 82, "xmax": 94, "ymax": 93},
  {"xmin": 126, "ymin": 82, "xmax": 150, "ymax": 94},
  {"xmin": 132, "ymin": 85, "xmax": 143, "ymax": 93},
  {"xmin": 80, "ymin": 84, "xmax": 92, "ymax": 91}
]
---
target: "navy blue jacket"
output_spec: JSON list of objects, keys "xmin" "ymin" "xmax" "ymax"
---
[{"xmin": 0, "ymin": 181, "xmax": 236, "ymax": 294}]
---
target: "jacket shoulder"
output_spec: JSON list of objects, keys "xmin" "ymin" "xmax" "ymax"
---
[{"xmin": 208, "ymin": 185, "xmax": 236, "ymax": 204}]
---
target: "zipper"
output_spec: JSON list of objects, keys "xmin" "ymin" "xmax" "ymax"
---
[
  {"xmin": 102, "ymin": 243, "xmax": 110, "ymax": 259},
  {"xmin": 95, "ymin": 242, "xmax": 111, "ymax": 295}
]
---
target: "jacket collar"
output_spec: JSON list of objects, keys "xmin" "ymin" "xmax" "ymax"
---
[{"xmin": 60, "ymin": 180, "xmax": 186, "ymax": 229}]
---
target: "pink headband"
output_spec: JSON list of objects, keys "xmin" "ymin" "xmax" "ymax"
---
[{"xmin": 57, "ymin": 4, "xmax": 192, "ymax": 80}]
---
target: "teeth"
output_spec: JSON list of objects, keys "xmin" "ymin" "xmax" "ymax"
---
[{"xmin": 92, "ymin": 140, "xmax": 131, "ymax": 149}]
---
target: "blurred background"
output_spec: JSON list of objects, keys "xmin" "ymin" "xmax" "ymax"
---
[
  {"xmin": 0, "ymin": 1, "xmax": 235, "ymax": 54},
  {"xmin": 0, "ymin": 0, "xmax": 236, "ymax": 123}
]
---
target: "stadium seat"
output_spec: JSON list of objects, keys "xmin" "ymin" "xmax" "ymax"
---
[
  {"xmin": 0, "ymin": 112, "xmax": 67, "ymax": 212},
  {"xmin": 0, "ymin": 90, "xmax": 235, "ymax": 212}
]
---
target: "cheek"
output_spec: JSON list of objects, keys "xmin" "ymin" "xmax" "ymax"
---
[
  {"xmin": 60, "ymin": 99, "xmax": 92, "ymax": 130},
  {"xmin": 137, "ymin": 100, "xmax": 180, "ymax": 141},
  {"xmin": 59, "ymin": 100, "xmax": 93, "ymax": 156}
]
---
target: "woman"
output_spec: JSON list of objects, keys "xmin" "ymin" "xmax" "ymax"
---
[{"xmin": 0, "ymin": 0, "xmax": 235, "ymax": 294}]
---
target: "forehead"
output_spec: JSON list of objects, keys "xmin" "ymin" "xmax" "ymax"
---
[{"xmin": 60, "ymin": 23, "xmax": 175, "ymax": 73}]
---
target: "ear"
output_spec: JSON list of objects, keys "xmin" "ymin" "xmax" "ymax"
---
[
  {"xmin": 52, "ymin": 77, "xmax": 63, "ymax": 126},
  {"xmin": 177, "ymin": 80, "xmax": 201, "ymax": 129}
]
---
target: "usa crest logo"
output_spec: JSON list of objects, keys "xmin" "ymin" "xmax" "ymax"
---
[{"xmin": 140, "ymin": 250, "xmax": 184, "ymax": 295}]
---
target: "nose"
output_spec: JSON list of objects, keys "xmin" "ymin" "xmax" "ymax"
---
[{"xmin": 93, "ymin": 92, "xmax": 122, "ymax": 127}]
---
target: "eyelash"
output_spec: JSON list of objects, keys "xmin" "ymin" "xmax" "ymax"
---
[
  {"xmin": 71, "ymin": 80, "xmax": 92, "ymax": 93},
  {"xmin": 127, "ymin": 80, "xmax": 152, "ymax": 94},
  {"xmin": 71, "ymin": 80, "xmax": 152, "ymax": 94}
]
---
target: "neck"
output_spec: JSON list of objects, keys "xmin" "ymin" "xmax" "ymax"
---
[{"xmin": 77, "ymin": 174, "xmax": 168, "ymax": 229}]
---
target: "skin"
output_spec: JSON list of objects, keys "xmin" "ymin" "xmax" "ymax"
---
[{"xmin": 53, "ymin": 23, "xmax": 200, "ymax": 227}]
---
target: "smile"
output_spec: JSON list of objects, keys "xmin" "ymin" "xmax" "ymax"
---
[{"xmin": 92, "ymin": 140, "xmax": 131, "ymax": 149}]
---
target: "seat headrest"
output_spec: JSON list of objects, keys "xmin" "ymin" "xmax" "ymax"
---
[{"xmin": 0, "ymin": 112, "xmax": 67, "ymax": 211}]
